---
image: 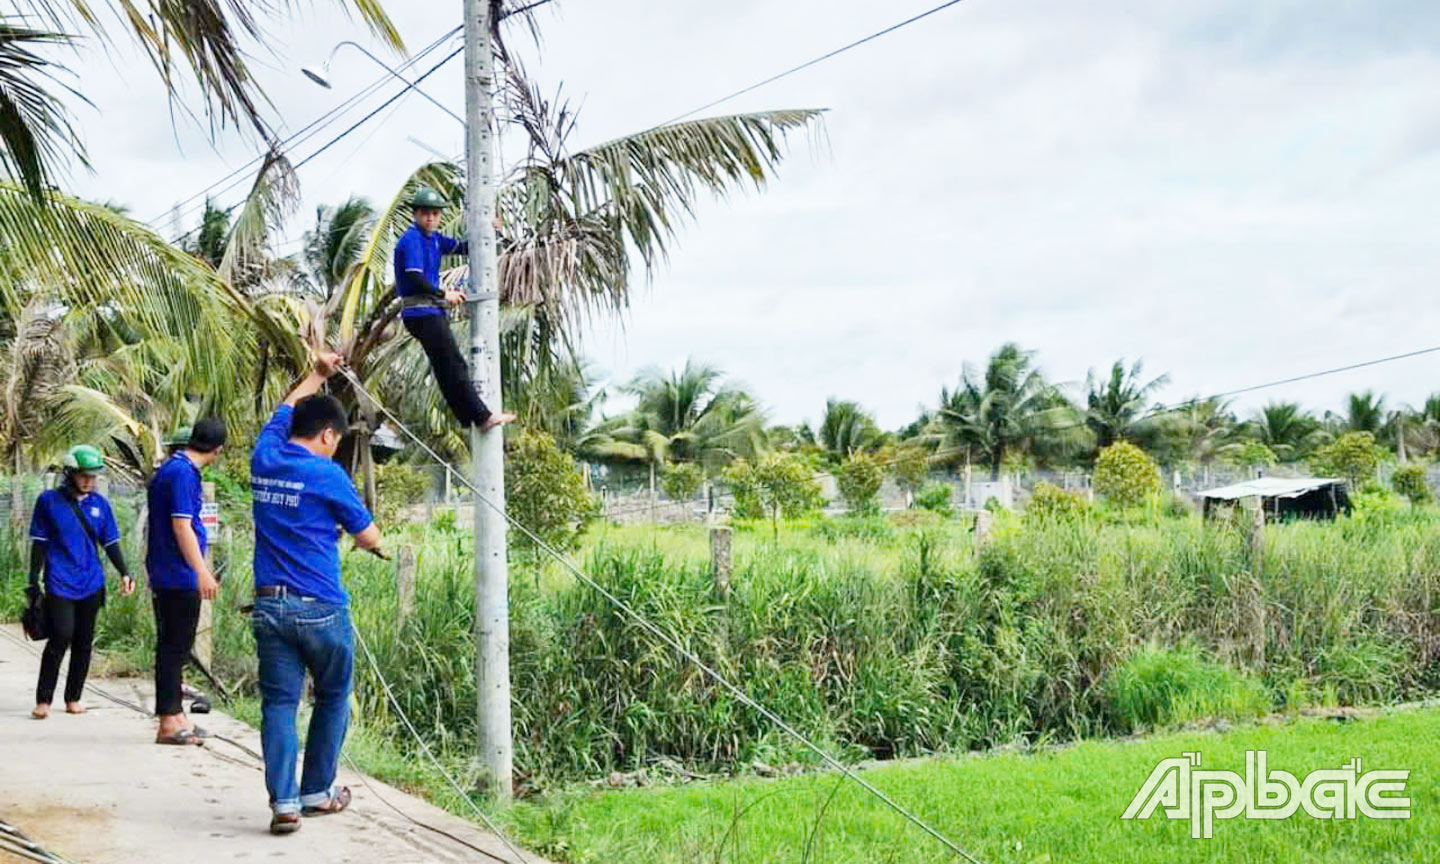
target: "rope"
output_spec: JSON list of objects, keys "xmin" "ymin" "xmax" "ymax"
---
[
  {"xmin": 352, "ymin": 624, "xmax": 531, "ymax": 864},
  {"xmin": 338, "ymin": 367, "xmax": 985, "ymax": 864}
]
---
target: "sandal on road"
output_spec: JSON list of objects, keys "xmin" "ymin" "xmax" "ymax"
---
[
  {"xmin": 301, "ymin": 786, "xmax": 352, "ymax": 817},
  {"xmin": 156, "ymin": 729, "xmax": 205, "ymax": 746},
  {"xmin": 269, "ymin": 812, "xmax": 301, "ymax": 835}
]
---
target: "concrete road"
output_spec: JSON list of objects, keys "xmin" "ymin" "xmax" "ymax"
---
[{"xmin": 0, "ymin": 625, "xmax": 545, "ymax": 864}]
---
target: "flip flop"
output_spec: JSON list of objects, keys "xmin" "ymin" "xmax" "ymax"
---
[
  {"xmin": 189, "ymin": 695, "xmax": 211, "ymax": 715},
  {"xmin": 156, "ymin": 729, "xmax": 205, "ymax": 746},
  {"xmin": 301, "ymin": 786, "xmax": 352, "ymax": 817}
]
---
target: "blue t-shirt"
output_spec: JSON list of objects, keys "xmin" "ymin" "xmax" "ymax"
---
[
  {"xmin": 394, "ymin": 224, "xmax": 462, "ymax": 320},
  {"xmin": 251, "ymin": 405, "xmax": 374, "ymax": 604},
  {"xmin": 146, "ymin": 452, "xmax": 206, "ymax": 590},
  {"xmin": 29, "ymin": 488, "xmax": 121, "ymax": 600}
]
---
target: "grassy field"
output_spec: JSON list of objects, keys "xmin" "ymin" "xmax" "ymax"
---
[{"xmin": 504, "ymin": 706, "xmax": 1439, "ymax": 864}]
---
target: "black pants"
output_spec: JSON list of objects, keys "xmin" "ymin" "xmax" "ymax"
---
[
  {"xmin": 36, "ymin": 589, "xmax": 104, "ymax": 705},
  {"xmin": 153, "ymin": 588, "xmax": 201, "ymax": 716},
  {"xmin": 403, "ymin": 314, "xmax": 492, "ymax": 427}
]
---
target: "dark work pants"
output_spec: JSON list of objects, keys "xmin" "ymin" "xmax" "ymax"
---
[
  {"xmin": 403, "ymin": 314, "xmax": 492, "ymax": 427},
  {"xmin": 153, "ymin": 588, "xmax": 201, "ymax": 716},
  {"xmin": 36, "ymin": 589, "xmax": 104, "ymax": 705}
]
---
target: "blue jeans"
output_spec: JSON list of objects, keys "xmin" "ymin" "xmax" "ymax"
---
[{"xmin": 251, "ymin": 595, "xmax": 353, "ymax": 814}]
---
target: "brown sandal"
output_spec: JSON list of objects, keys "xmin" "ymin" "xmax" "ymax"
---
[{"xmin": 301, "ymin": 786, "xmax": 351, "ymax": 816}]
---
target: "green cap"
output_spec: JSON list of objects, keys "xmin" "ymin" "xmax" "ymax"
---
[
  {"xmin": 63, "ymin": 444, "xmax": 106, "ymax": 474},
  {"xmin": 410, "ymin": 186, "xmax": 447, "ymax": 210},
  {"xmin": 166, "ymin": 426, "xmax": 193, "ymax": 448}
]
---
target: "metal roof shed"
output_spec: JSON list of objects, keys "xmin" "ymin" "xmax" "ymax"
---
[{"xmin": 1197, "ymin": 477, "xmax": 1351, "ymax": 521}]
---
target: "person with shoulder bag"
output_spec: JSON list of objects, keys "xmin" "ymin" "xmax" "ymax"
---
[{"xmin": 28, "ymin": 445, "xmax": 135, "ymax": 719}]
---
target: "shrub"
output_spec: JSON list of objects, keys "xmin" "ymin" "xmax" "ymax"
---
[
  {"xmin": 660, "ymin": 462, "xmax": 705, "ymax": 502},
  {"xmin": 1093, "ymin": 441, "xmax": 1161, "ymax": 508},
  {"xmin": 1026, "ymin": 481, "xmax": 1087, "ymax": 521},
  {"xmin": 723, "ymin": 453, "xmax": 823, "ymax": 538},
  {"xmin": 837, "ymin": 452, "xmax": 883, "ymax": 515},
  {"xmin": 1310, "ymin": 431, "xmax": 1384, "ymax": 489},
  {"xmin": 373, "ymin": 463, "xmax": 430, "ymax": 529},
  {"xmin": 914, "ymin": 481, "xmax": 953, "ymax": 516},
  {"xmin": 1106, "ymin": 644, "xmax": 1270, "ymax": 732},
  {"xmin": 505, "ymin": 430, "xmax": 598, "ymax": 551},
  {"xmin": 1392, "ymin": 463, "xmax": 1433, "ymax": 504},
  {"xmin": 811, "ymin": 515, "xmax": 896, "ymax": 542}
]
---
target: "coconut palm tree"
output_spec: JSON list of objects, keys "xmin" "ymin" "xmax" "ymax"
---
[
  {"xmin": 607, "ymin": 360, "xmax": 767, "ymax": 471},
  {"xmin": 0, "ymin": 299, "xmax": 73, "ymax": 523},
  {"xmin": 1245, "ymin": 401, "xmax": 1325, "ymax": 461},
  {"xmin": 929, "ymin": 343, "xmax": 1071, "ymax": 480},
  {"xmin": 818, "ymin": 398, "xmax": 881, "ymax": 463},
  {"xmin": 1344, "ymin": 391, "xmax": 1387, "ymax": 437},
  {"xmin": 0, "ymin": 2, "xmax": 402, "ymax": 198},
  {"xmin": 1083, "ymin": 358, "xmax": 1169, "ymax": 450}
]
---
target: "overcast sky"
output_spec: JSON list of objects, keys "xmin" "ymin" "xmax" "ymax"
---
[{"xmin": 57, "ymin": 0, "xmax": 1440, "ymax": 430}]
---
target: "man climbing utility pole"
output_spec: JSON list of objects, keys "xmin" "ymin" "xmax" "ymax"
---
[{"xmin": 464, "ymin": 0, "xmax": 513, "ymax": 799}]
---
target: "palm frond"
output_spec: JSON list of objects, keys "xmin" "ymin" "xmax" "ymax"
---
[
  {"xmin": 18, "ymin": 1, "xmax": 404, "ymax": 146},
  {"xmin": 0, "ymin": 22, "xmax": 87, "ymax": 199}
]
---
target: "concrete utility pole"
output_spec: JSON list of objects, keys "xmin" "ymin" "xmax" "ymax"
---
[{"xmin": 463, "ymin": 0, "xmax": 513, "ymax": 799}]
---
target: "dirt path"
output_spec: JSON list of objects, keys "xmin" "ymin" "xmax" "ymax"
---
[{"xmin": 0, "ymin": 625, "xmax": 546, "ymax": 864}]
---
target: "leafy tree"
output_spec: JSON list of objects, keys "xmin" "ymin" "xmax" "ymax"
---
[
  {"xmin": 660, "ymin": 462, "xmax": 705, "ymax": 502},
  {"xmin": 928, "ymin": 343, "xmax": 1073, "ymax": 480},
  {"xmin": 723, "ymin": 453, "xmax": 821, "ymax": 539},
  {"xmin": 885, "ymin": 444, "xmax": 930, "ymax": 500},
  {"xmin": 1084, "ymin": 358, "xmax": 1169, "ymax": 450},
  {"xmin": 1391, "ymin": 463, "xmax": 1432, "ymax": 505},
  {"xmin": 1311, "ymin": 431, "xmax": 1385, "ymax": 490},
  {"xmin": 505, "ymin": 430, "xmax": 597, "ymax": 552},
  {"xmin": 819, "ymin": 398, "xmax": 881, "ymax": 463},
  {"xmin": 1094, "ymin": 441, "xmax": 1161, "ymax": 508},
  {"xmin": 836, "ymin": 452, "xmax": 883, "ymax": 515},
  {"xmin": 767, "ymin": 423, "xmax": 818, "ymax": 455}
]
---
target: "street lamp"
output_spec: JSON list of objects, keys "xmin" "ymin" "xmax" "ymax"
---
[{"xmin": 303, "ymin": 40, "xmax": 465, "ymax": 127}]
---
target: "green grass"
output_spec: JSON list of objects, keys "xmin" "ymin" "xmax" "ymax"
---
[{"xmin": 505, "ymin": 707, "xmax": 1440, "ymax": 864}]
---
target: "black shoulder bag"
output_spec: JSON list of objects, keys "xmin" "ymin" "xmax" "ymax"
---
[{"xmin": 20, "ymin": 561, "xmax": 47, "ymax": 641}]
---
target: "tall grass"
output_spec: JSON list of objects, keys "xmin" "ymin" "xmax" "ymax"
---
[{"xmin": 5, "ymin": 504, "xmax": 1439, "ymax": 788}]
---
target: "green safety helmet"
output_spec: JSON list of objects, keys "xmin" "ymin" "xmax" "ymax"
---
[
  {"xmin": 410, "ymin": 186, "xmax": 447, "ymax": 210},
  {"xmin": 62, "ymin": 444, "xmax": 106, "ymax": 474},
  {"xmin": 166, "ymin": 426, "xmax": 193, "ymax": 449}
]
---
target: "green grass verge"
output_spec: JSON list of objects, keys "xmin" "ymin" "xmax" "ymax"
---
[{"xmin": 503, "ymin": 707, "xmax": 1440, "ymax": 864}]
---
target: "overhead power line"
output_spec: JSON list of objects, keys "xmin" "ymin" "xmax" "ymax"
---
[
  {"xmin": 661, "ymin": 0, "xmax": 968, "ymax": 125},
  {"xmin": 154, "ymin": 25, "xmax": 463, "ymax": 234}
]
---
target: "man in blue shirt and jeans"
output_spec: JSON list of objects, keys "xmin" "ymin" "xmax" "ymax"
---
[
  {"xmin": 146, "ymin": 418, "xmax": 226, "ymax": 746},
  {"xmin": 250, "ymin": 352, "xmax": 385, "ymax": 835}
]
